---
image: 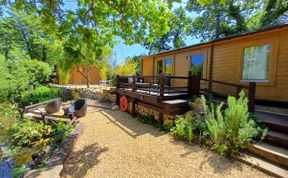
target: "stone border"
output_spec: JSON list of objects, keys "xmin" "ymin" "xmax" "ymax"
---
[
  {"xmin": 24, "ymin": 123, "xmax": 84, "ymax": 178},
  {"xmin": 50, "ymin": 84, "xmax": 116, "ymax": 103}
]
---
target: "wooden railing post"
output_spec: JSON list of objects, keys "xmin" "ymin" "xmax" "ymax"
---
[
  {"xmin": 188, "ymin": 71, "xmax": 192, "ymax": 98},
  {"xmin": 236, "ymin": 86, "xmax": 242, "ymax": 98},
  {"xmin": 116, "ymin": 75, "xmax": 120, "ymax": 105},
  {"xmin": 159, "ymin": 74, "xmax": 165, "ymax": 100},
  {"xmin": 248, "ymin": 82, "xmax": 256, "ymax": 113},
  {"xmin": 191, "ymin": 75, "xmax": 201, "ymax": 97},
  {"xmin": 131, "ymin": 76, "xmax": 136, "ymax": 117},
  {"xmin": 132, "ymin": 76, "xmax": 136, "ymax": 92}
]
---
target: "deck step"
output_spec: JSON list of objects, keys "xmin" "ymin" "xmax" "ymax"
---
[
  {"xmin": 265, "ymin": 131, "xmax": 288, "ymax": 149},
  {"xmin": 234, "ymin": 153, "xmax": 288, "ymax": 178},
  {"xmin": 247, "ymin": 142, "xmax": 288, "ymax": 168},
  {"xmin": 255, "ymin": 111, "xmax": 288, "ymax": 134},
  {"xmin": 162, "ymin": 99, "xmax": 189, "ymax": 114}
]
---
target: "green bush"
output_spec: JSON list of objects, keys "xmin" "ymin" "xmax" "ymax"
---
[
  {"xmin": 21, "ymin": 86, "xmax": 64, "ymax": 106},
  {"xmin": 51, "ymin": 121, "xmax": 74, "ymax": 143},
  {"xmin": 205, "ymin": 91, "xmax": 260, "ymax": 155},
  {"xmin": 0, "ymin": 55, "xmax": 53, "ymax": 103},
  {"xmin": 20, "ymin": 59, "xmax": 52, "ymax": 85},
  {"xmin": 171, "ymin": 114, "xmax": 194, "ymax": 141},
  {"xmin": 8, "ymin": 117, "xmax": 52, "ymax": 148}
]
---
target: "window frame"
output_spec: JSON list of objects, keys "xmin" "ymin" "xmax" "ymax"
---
[
  {"xmin": 190, "ymin": 52, "xmax": 205, "ymax": 76},
  {"xmin": 239, "ymin": 36, "xmax": 279, "ymax": 86},
  {"xmin": 189, "ymin": 49, "xmax": 208, "ymax": 78},
  {"xmin": 155, "ymin": 56, "xmax": 174, "ymax": 75}
]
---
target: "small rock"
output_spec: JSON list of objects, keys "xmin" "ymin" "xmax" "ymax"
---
[{"xmin": 111, "ymin": 105, "xmax": 119, "ymax": 111}]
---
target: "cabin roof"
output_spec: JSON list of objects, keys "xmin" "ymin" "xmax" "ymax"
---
[{"xmin": 142, "ymin": 23, "xmax": 288, "ymax": 59}]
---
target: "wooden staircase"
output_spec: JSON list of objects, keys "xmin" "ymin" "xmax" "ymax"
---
[
  {"xmin": 255, "ymin": 111, "xmax": 288, "ymax": 149},
  {"xmin": 236, "ymin": 110, "xmax": 288, "ymax": 178}
]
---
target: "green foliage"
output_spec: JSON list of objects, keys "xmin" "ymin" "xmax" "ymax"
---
[
  {"xmin": 171, "ymin": 114, "xmax": 194, "ymax": 141},
  {"xmin": 113, "ymin": 59, "xmax": 138, "ymax": 76},
  {"xmin": 21, "ymin": 86, "xmax": 63, "ymax": 106},
  {"xmin": 0, "ymin": 103, "xmax": 19, "ymax": 143},
  {"xmin": 52, "ymin": 121, "xmax": 74, "ymax": 143},
  {"xmin": 144, "ymin": 6, "xmax": 189, "ymax": 53},
  {"xmin": 19, "ymin": 59, "xmax": 52, "ymax": 85},
  {"xmin": 205, "ymin": 91, "xmax": 260, "ymax": 155},
  {"xmin": 8, "ymin": 117, "xmax": 52, "ymax": 148},
  {"xmin": 58, "ymin": 67, "xmax": 71, "ymax": 85},
  {"xmin": 12, "ymin": 165, "xmax": 26, "ymax": 178},
  {"xmin": 186, "ymin": 0, "xmax": 288, "ymax": 41},
  {"xmin": 0, "ymin": 53, "xmax": 53, "ymax": 103}
]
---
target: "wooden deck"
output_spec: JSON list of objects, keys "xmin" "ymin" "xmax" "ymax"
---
[{"xmin": 115, "ymin": 73, "xmax": 257, "ymax": 117}]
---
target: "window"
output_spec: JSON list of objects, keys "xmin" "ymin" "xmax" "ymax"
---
[
  {"xmin": 191, "ymin": 53, "xmax": 204, "ymax": 75},
  {"xmin": 242, "ymin": 44, "xmax": 271, "ymax": 81},
  {"xmin": 156, "ymin": 57, "xmax": 173, "ymax": 75},
  {"xmin": 165, "ymin": 58, "xmax": 173, "ymax": 75}
]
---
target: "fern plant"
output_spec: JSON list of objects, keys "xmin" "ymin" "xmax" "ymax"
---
[
  {"xmin": 205, "ymin": 91, "xmax": 260, "ymax": 155},
  {"xmin": 171, "ymin": 114, "xmax": 194, "ymax": 141}
]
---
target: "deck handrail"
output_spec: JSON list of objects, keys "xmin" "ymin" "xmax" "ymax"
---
[
  {"xmin": 201, "ymin": 78, "xmax": 249, "ymax": 89},
  {"xmin": 116, "ymin": 73, "xmax": 256, "ymax": 112}
]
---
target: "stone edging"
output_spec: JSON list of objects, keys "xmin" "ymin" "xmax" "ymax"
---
[{"xmin": 24, "ymin": 123, "xmax": 84, "ymax": 178}]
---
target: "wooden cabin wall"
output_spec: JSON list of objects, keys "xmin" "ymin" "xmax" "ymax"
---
[
  {"xmin": 141, "ymin": 27, "xmax": 288, "ymax": 102},
  {"xmin": 70, "ymin": 66, "xmax": 101, "ymax": 85},
  {"xmin": 211, "ymin": 28, "xmax": 288, "ymax": 102}
]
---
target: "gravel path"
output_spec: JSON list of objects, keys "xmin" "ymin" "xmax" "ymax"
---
[{"xmin": 60, "ymin": 107, "xmax": 271, "ymax": 178}]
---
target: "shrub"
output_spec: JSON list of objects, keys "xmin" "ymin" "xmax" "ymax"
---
[
  {"xmin": 8, "ymin": 117, "xmax": 52, "ymax": 148},
  {"xmin": 0, "ymin": 56, "xmax": 53, "ymax": 102},
  {"xmin": 171, "ymin": 114, "xmax": 194, "ymax": 141},
  {"xmin": 51, "ymin": 121, "xmax": 74, "ymax": 143},
  {"xmin": 205, "ymin": 91, "xmax": 260, "ymax": 155},
  {"xmin": 58, "ymin": 67, "xmax": 71, "ymax": 85},
  {"xmin": 19, "ymin": 60, "xmax": 52, "ymax": 85},
  {"xmin": 21, "ymin": 86, "xmax": 64, "ymax": 106}
]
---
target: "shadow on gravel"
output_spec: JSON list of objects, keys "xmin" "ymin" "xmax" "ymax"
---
[
  {"xmin": 200, "ymin": 154, "xmax": 243, "ymax": 174},
  {"xmin": 60, "ymin": 143, "xmax": 108, "ymax": 178},
  {"xmin": 170, "ymin": 138, "xmax": 243, "ymax": 174},
  {"xmin": 99, "ymin": 109, "xmax": 166, "ymax": 138}
]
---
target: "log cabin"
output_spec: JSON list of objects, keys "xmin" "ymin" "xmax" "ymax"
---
[{"xmin": 141, "ymin": 24, "xmax": 288, "ymax": 106}]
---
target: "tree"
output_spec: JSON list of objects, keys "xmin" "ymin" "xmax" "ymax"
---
[
  {"xmin": 143, "ymin": 6, "xmax": 189, "ymax": 53},
  {"xmin": 186, "ymin": 0, "xmax": 288, "ymax": 41},
  {"xmin": 4, "ymin": 0, "xmax": 178, "ymax": 56}
]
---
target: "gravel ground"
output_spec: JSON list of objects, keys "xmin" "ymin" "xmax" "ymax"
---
[{"xmin": 60, "ymin": 107, "xmax": 271, "ymax": 178}]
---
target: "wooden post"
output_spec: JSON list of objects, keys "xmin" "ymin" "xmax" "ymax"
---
[
  {"xmin": 131, "ymin": 76, "xmax": 136, "ymax": 117},
  {"xmin": 236, "ymin": 86, "xmax": 242, "ymax": 98},
  {"xmin": 248, "ymin": 82, "xmax": 256, "ymax": 113},
  {"xmin": 188, "ymin": 71, "xmax": 192, "ymax": 98},
  {"xmin": 132, "ymin": 76, "xmax": 136, "ymax": 92},
  {"xmin": 208, "ymin": 45, "xmax": 214, "ymax": 93},
  {"xmin": 191, "ymin": 75, "xmax": 201, "ymax": 97},
  {"xmin": 159, "ymin": 74, "xmax": 165, "ymax": 101},
  {"xmin": 116, "ymin": 75, "xmax": 120, "ymax": 105}
]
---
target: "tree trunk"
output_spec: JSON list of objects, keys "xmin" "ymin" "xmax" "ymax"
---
[
  {"xmin": 86, "ymin": 68, "xmax": 90, "ymax": 88},
  {"xmin": 55, "ymin": 65, "xmax": 60, "ymax": 84}
]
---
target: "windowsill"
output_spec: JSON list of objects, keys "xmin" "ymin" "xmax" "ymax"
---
[{"xmin": 240, "ymin": 80, "xmax": 269, "ymax": 83}]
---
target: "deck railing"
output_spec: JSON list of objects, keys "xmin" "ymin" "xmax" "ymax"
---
[{"xmin": 116, "ymin": 71, "xmax": 256, "ymax": 112}]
